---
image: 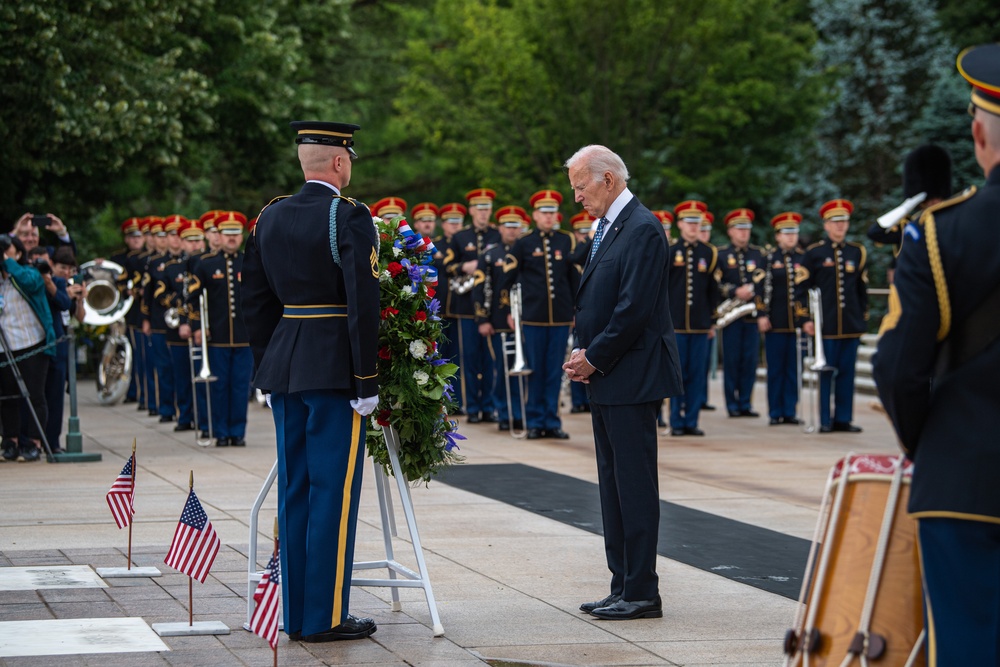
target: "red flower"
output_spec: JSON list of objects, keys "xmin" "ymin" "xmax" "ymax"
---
[
  {"xmin": 428, "ymin": 340, "xmax": 436, "ymax": 352},
  {"xmin": 380, "ymin": 233, "xmax": 390, "ymax": 242},
  {"xmin": 380, "ymin": 306, "xmax": 399, "ymax": 320},
  {"xmin": 376, "ymin": 409, "xmax": 391, "ymax": 427},
  {"xmin": 412, "ymin": 311, "xmax": 427, "ymax": 322},
  {"xmin": 387, "ymin": 262, "xmax": 404, "ymax": 277},
  {"xmin": 426, "ymin": 287, "xmax": 436, "ymax": 298},
  {"xmin": 378, "ymin": 346, "xmax": 391, "ymax": 360}
]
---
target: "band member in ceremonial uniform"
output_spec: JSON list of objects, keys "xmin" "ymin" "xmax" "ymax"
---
[
  {"xmin": 242, "ymin": 120, "xmax": 379, "ymax": 642},
  {"xmin": 796, "ymin": 199, "xmax": 867, "ymax": 433},
  {"xmin": 201, "ymin": 210, "xmax": 223, "ymax": 253},
  {"xmin": 161, "ymin": 215, "xmax": 195, "ymax": 431},
  {"xmin": 653, "ymin": 210, "xmax": 673, "ymax": 240},
  {"xmin": 181, "ymin": 217, "xmax": 213, "ymax": 437},
  {"xmin": 473, "ymin": 206, "xmax": 525, "ymax": 431},
  {"xmin": 370, "ymin": 196, "xmax": 407, "ymax": 221},
  {"xmin": 699, "ymin": 214, "xmax": 719, "ymax": 412},
  {"xmin": 191, "ymin": 212, "xmax": 252, "ymax": 447},
  {"xmin": 715, "ymin": 208, "xmax": 765, "ymax": 418},
  {"xmin": 110, "ymin": 217, "xmax": 146, "ymax": 404},
  {"xmin": 142, "ymin": 216, "xmax": 178, "ymax": 422},
  {"xmin": 758, "ymin": 212, "xmax": 805, "ymax": 425},
  {"xmin": 568, "ymin": 211, "xmax": 593, "ymax": 414},
  {"xmin": 668, "ymin": 200, "xmax": 719, "ymax": 436},
  {"xmin": 873, "ymin": 45, "xmax": 1000, "ymax": 663},
  {"xmin": 444, "ymin": 188, "xmax": 500, "ymax": 423},
  {"xmin": 126, "ymin": 218, "xmax": 154, "ymax": 411},
  {"xmin": 435, "ymin": 202, "xmax": 465, "ymax": 411},
  {"xmin": 410, "ymin": 202, "xmax": 439, "ymax": 238},
  {"xmin": 502, "ymin": 190, "xmax": 578, "ymax": 440}
]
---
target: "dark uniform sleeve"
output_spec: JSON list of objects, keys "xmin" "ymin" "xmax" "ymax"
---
[
  {"xmin": 241, "ymin": 224, "xmax": 284, "ymax": 377},
  {"xmin": 793, "ymin": 249, "xmax": 815, "ymax": 328},
  {"xmin": 336, "ymin": 201, "xmax": 380, "ymax": 398},
  {"xmin": 872, "ymin": 218, "xmax": 940, "ymax": 455},
  {"xmin": 472, "ymin": 251, "xmax": 490, "ymax": 325}
]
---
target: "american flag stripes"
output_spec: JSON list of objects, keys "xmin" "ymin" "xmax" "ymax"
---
[
  {"xmin": 164, "ymin": 489, "xmax": 220, "ymax": 583},
  {"xmin": 105, "ymin": 455, "xmax": 135, "ymax": 529},
  {"xmin": 249, "ymin": 553, "xmax": 281, "ymax": 648}
]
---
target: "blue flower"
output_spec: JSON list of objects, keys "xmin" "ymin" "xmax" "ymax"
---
[{"xmin": 444, "ymin": 429, "xmax": 466, "ymax": 452}]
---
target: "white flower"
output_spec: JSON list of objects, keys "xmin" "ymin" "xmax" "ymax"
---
[
  {"xmin": 400, "ymin": 286, "xmax": 415, "ymax": 299},
  {"xmin": 409, "ymin": 340, "xmax": 428, "ymax": 359},
  {"xmin": 413, "ymin": 370, "xmax": 429, "ymax": 386},
  {"xmin": 392, "ymin": 246, "xmax": 403, "ymax": 258},
  {"xmin": 370, "ymin": 416, "xmax": 382, "ymax": 430},
  {"xmin": 379, "ymin": 270, "xmax": 392, "ymax": 283}
]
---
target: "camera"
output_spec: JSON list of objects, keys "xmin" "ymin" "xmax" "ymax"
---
[
  {"xmin": 31, "ymin": 214, "xmax": 49, "ymax": 228},
  {"xmin": 32, "ymin": 258, "xmax": 52, "ymax": 275}
]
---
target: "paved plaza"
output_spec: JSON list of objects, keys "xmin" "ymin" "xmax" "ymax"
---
[{"xmin": 0, "ymin": 379, "xmax": 900, "ymax": 666}]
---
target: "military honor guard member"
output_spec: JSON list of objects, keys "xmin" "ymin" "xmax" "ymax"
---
[
  {"xmin": 162, "ymin": 215, "xmax": 195, "ymax": 431},
  {"xmin": 653, "ymin": 210, "xmax": 673, "ymax": 240},
  {"xmin": 242, "ymin": 120, "xmax": 380, "ymax": 642},
  {"xmin": 473, "ymin": 205, "xmax": 526, "ymax": 431},
  {"xmin": 139, "ymin": 216, "xmax": 165, "ymax": 416},
  {"xmin": 873, "ymin": 45, "xmax": 1000, "ymax": 663},
  {"xmin": 796, "ymin": 199, "xmax": 867, "ymax": 433},
  {"xmin": 190, "ymin": 212, "xmax": 252, "ymax": 447},
  {"xmin": 109, "ymin": 217, "xmax": 146, "ymax": 404},
  {"xmin": 125, "ymin": 218, "xmax": 153, "ymax": 411},
  {"xmin": 667, "ymin": 200, "xmax": 719, "ymax": 436},
  {"xmin": 182, "ymin": 217, "xmax": 214, "ymax": 437},
  {"xmin": 501, "ymin": 190, "xmax": 578, "ymax": 439},
  {"xmin": 370, "ymin": 196, "xmax": 407, "ymax": 221},
  {"xmin": 142, "ymin": 216, "xmax": 181, "ymax": 423},
  {"xmin": 698, "ymin": 213, "xmax": 719, "ymax": 412},
  {"xmin": 444, "ymin": 188, "xmax": 500, "ymax": 423},
  {"xmin": 715, "ymin": 208, "xmax": 765, "ymax": 418},
  {"xmin": 757, "ymin": 212, "xmax": 805, "ymax": 425},
  {"xmin": 435, "ymin": 202, "xmax": 465, "ymax": 411},
  {"xmin": 410, "ymin": 202, "xmax": 439, "ymax": 238}
]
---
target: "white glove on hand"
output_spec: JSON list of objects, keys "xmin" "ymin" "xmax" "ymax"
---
[
  {"xmin": 265, "ymin": 392, "xmax": 272, "ymax": 409},
  {"xmin": 351, "ymin": 395, "xmax": 379, "ymax": 417}
]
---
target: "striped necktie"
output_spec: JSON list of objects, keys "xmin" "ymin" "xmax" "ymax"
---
[{"xmin": 589, "ymin": 217, "xmax": 609, "ymax": 262}]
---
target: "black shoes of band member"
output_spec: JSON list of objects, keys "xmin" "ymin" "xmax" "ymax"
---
[
  {"xmin": 769, "ymin": 418, "xmax": 781, "ymax": 426},
  {"xmin": 158, "ymin": 415, "xmax": 174, "ymax": 423},
  {"xmin": 173, "ymin": 422, "xmax": 194, "ymax": 432},
  {"xmin": 579, "ymin": 593, "xmax": 621, "ymax": 613},
  {"xmin": 229, "ymin": 437, "xmax": 246, "ymax": 447},
  {"xmin": 739, "ymin": 409, "xmax": 759, "ymax": 418},
  {"xmin": 123, "ymin": 397, "xmax": 137, "ymax": 404},
  {"xmin": 701, "ymin": 404, "xmax": 717, "ymax": 411},
  {"xmin": 684, "ymin": 427, "xmax": 705, "ymax": 436},
  {"xmin": 782, "ymin": 417, "xmax": 801, "ymax": 425},
  {"xmin": 498, "ymin": 422, "xmax": 510, "ymax": 431},
  {"xmin": 199, "ymin": 430, "xmax": 210, "ymax": 439},
  {"xmin": 148, "ymin": 409, "xmax": 159, "ymax": 417},
  {"xmin": 832, "ymin": 422, "xmax": 863, "ymax": 433},
  {"xmin": 570, "ymin": 405, "xmax": 589, "ymax": 414},
  {"xmin": 480, "ymin": 413, "xmax": 497, "ymax": 424},
  {"xmin": 215, "ymin": 438, "xmax": 229, "ymax": 447},
  {"xmin": 288, "ymin": 631, "xmax": 302, "ymax": 641},
  {"xmin": 1, "ymin": 440, "xmax": 18, "ymax": 461},
  {"xmin": 18, "ymin": 445, "xmax": 40, "ymax": 462},
  {"xmin": 670, "ymin": 428, "xmax": 685, "ymax": 437},
  {"xmin": 467, "ymin": 414, "xmax": 482, "ymax": 424},
  {"xmin": 300, "ymin": 615, "xmax": 377, "ymax": 642},
  {"xmin": 526, "ymin": 428, "xmax": 543, "ymax": 439},
  {"xmin": 590, "ymin": 596, "xmax": 663, "ymax": 620},
  {"xmin": 546, "ymin": 428, "xmax": 570, "ymax": 440},
  {"xmin": 819, "ymin": 424, "xmax": 833, "ymax": 433}
]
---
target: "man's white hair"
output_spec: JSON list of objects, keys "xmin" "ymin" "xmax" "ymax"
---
[{"xmin": 564, "ymin": 145, "xmax": 629, "ymax": 184}]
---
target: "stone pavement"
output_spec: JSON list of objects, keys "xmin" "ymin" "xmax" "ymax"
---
[{"xmin": 0, "ymin": 379, "xmax": 900, "ymax": 666}]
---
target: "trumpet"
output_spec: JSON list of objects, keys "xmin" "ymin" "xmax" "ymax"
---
[
  {"xmin": 797, "ymin": 288, "xmax": 833, "ymax": 434},
  {"xmin": 502, "ymin": 284, "xmax": 532, "ymax": 438},
  {"xmin": 796, "ymin": 328, "xmax": 816, "ymax": 433}
]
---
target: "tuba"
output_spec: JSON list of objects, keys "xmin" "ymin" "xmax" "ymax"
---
[
  {"xmin": 715, "ymin": 297, "xmax": 757, "ymax": 328},
  {"xmin": 75, "ymin": 260, "xmax": 134, "ymax": 405}
]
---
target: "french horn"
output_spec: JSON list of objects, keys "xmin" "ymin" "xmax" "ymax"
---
[{"xmin": 75, "ymin": 260, "xmax": 134, "ymax": 405}]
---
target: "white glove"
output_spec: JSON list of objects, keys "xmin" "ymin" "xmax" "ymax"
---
[
  {"xmin": 351, "ymin": 395, "xmax": 379, "ymax": 417},
  {"xmin": 265, "ymin": 392, "xmax": 272, "ymax": 409}
]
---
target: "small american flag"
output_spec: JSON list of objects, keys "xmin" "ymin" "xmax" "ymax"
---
[
  {"xmin": 106, "ymin": 455, "xmax": 135, "ymax": 529},
  {"xmin": 164, "ymin": 489, "xmax": 220, "ymax": 583},
  {"xmin": 249, "ymin": 553, "xmax": 281, "ymax": 648}
]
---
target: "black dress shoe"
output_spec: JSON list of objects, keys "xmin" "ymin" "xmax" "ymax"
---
[
  {"xmin": 832, "ymin": 422, "xmax": 863, "ymax": 433},
  {"xmin": 546, "ymin": 428, "xmax": 570, "ymax": 440},
  {"xmin": 467, "ymin": 414, "xmax": 482, "ymax": 424},
  {"xmin": 148, "ymin": 409, "xmax": 159, "ymax": 417},
  {"xmin": 526, "ymin": 428, "xmax": 543, "ymax": 439},
  {"xmin": 590, "ymin": 596, "xmax": 663, "ymax": 620},
  {"xmin": 670, "ymin": 429, "xmax": 686, "ymax": 437},
  {"xmin": 498, "ymin": 421, "xmax": 510, "ymax": 431},
  {"xmin": 230, "ymin": 437, "xmax": 246, "ymax": 447},
  {"xmin": 684, "ymin": 427, "xmax": 705, "ymax": 436},
  {"xmin": 480, "ymin": 413, "xmax": 497, "ymax": 423},
  {"xmin": 123, "ymin": 397, "xmax": 137, "ymax": 404},
  {"xmin": 782, "ymin": 417, "xmax": 801, "ymax": 425},
  {"xmin": 452, "ymin": 408, "xmax": 467, "ymax": 416},
  {"xmin": 769, "ymin": 418, "xmax": 781, "ymax": 425},
  {"xmin": 580, "ymin": 593, "xmax": 621, "ymax": 613},
  {"xmin": 158, "ymin": 415, "xmax": 174, "ymax": 423},
  {"xmin": 200, "ymin": 430, "xmax": 210, "ymax": 439},
  {"xmin": 727, "ymin": 411, "xmax": 740, "ymax": 418},
  {"xmin": 173, "ymin": 422, "xmax": 194, "ymax": 432},
  {"xmin": 819, "ymin": 424, "xmax": 833, "ymax": 433},
  {"xmin": 701, "ymin": 404, "xmax": 717, "ymax": 411},
  {"xmin": 301, "ymin": 615, "xmax": 377, "ymax": 642},
  {"xmin": 512, "ymin": 419, "xmax": 524, "ymax": 430},
  {"xmin": 570, "ymin": 405, "xmax": 587, "ymax": 414},
  {"xmin": 137, "ymin": 404, "xmax": 146, "ymax": 411},
  {"xmin": 288, "ymin": 631, "xmax": 302, "ymax": 641},
  {"xmin": 739, "ymin": 409, "xmax": 759, "ymax": 417},
  {"xmin": 215, "ymin": 438, "xmax": 229, "ymax": 447}
]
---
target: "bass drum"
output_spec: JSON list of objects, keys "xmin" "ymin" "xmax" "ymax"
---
[{"xmin": 76, "ymin": 260, "xmax": 135, "ymax": 405}]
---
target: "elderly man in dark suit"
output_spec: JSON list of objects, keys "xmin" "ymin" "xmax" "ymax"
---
[{"xmin": 563, "ymin": 145, "xmax": 683, "ymax": 621}]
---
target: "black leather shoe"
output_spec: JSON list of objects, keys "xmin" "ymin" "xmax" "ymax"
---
[
  {"xmin": 467, "ymin": 414, "xmax": 482, "ymax": 424},
  {"xmin": 451, "ymin": 408, "xmax": 467, "ymax": 416},
  {"xmin": 832, "ymin": 422, "xmax": 863, "ymax": 433},
  {"xmin": 199, "ymin": 430, "xmax": 210, "ymax": 439},
  {"xmin": 782, "ymin": 417, "xmax": 801, "ymax": 425},
  {"xmin": 580, "ymin": 593, "xmax": 621, "ymax": 613},
  {"xmin": 526, "ymin": 428, "xmax": 543, "ymax": 439},
  {"xmin": 215, "ymin": 438, "xmax": 229, "ymax": 447},
  {"xmin": 288, "ymin": 631, "xmax": 302, "ymax": 641},
  {"xmin": 769, "ymin": 418, "xmax": 781, "ymax": 425},
  {"xmin": 1, "ymin": 439, "xmax": 18, "ymax": 461},
  {"xmin": 819, "ymin": 424, "xmax": 833, "ymax": 433},
  {"xmin": 173, "ymin": 422, "xmax": 194, "ymax": 432},
  {"xmin": 590, "ymin": 596, "xmax": 663, "ymax": 620},
  {"xmin": 570, "ymin": 405, "xmax": 587, "ymax": 414},
  {"xmin": 512, "ymin": 419, "xmax": 524, "ymax": 430},
  {"xmin": 137, "ymin": 404, "xmax": 146, "ymax": 411},
  {"xmin": 230, "ymin": 437, "xmax": 246, "ymax": 447},
  {"xmin": 701, "ymin": 404, "xmax": 717, "ymax": 411},
  {"xmin": 498, "ymin": 421, "xmax": 510, "ymax": 431},
  {"xmin": 301, "ymin": 615, "xmax": 377, "ymax": 642},
  {"xmin": 123, "ymin": 397, "xmax": 137, "ymax": 404},
  {"xmin": 480, "ymin": 413, "xmax": 497, "ymax": 423},
  {"xmin": 670, "ymin": 429, "xmax": 686, "ymax": 437},
  {"xmin": 158, "ymin": 415, "xmax": 174, "ymax": 423},
  {"xmin": 739, "ymin": 409, "xmax": 759, "ymax": 417},
  {"xmin": 148, "ymin": 409, "xmax": 159, "ymax": 417},
  {"xmin": 684, "ymin": 427, "xmax": 705, "ymax": 436},
  {"xmin": 546, "ymin": 428, "xmax": 570, "ymax": 440},
  {"xmin": 727, "ymin": 411, "xmax": 740, "ymax": 418}
]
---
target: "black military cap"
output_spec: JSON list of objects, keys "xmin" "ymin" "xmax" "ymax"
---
[
  {"xmin": 903, "ymin": 144, "xmax": 952, "ymax": 200},
  {"xmin": 290, "ymin": 121, "xmax": 361, "ymax": 158},
  {"xmin": 958, "ymin": 45, "xmax": 1000, "ymax": 117}
]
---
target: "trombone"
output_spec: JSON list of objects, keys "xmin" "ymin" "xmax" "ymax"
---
[
  {"xmin": 797, "ymin": 287, "xmax": 832, "ymax": 434},
  {"xmin": 502, "ymin": 284, "xmax": 531, "ymax": 438},
  {"xmin": 189, "ymin": 288, "xmax": 217, "ymax": 446}
]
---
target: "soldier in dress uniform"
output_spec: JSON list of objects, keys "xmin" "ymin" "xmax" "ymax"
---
[
  {"xmin": 125, "ymin": 218, "xmax": 153, "ymax": 412},
  {"xmin": 473, "ymin": 206, "xmax": 525, "ymax": 432},
  {"xmin": 410, "ymin": 202, "xmax": 439, "ymax": 239},
  {"xmin": 667, "ymin": 200, "xmax": 719, "ymax": 436},
  {"xmin": 652, "ymin": 210, "xmax": 673, "ymax": 240},
  {"xmin": 758, "ymin": 212, "xmax": 805, "ymax": 425},
  {"xmin": 502, "ymin": 189, "xmax": 578, "ymax": 440},
  {"xmin": 142, "ymin": 216, "xmax": 177, "ymax": 422},
  {"xmin": 699, "ymin": 213, "xmax": 719, "ymax": 412},
  {"xmin": 795, "ymin": 199, "xmax": 867, "ymax": 433},
  {"xmin": 191, "ymin": 212, "xmax": 252, "ymax": 447},
  {"xmin": 162, "ymin": 215, "xmax": 195, "ymax": 431},
  {"xmin": 201, "ymin": 210, "xmax": 223, "ymax": 254},
  {"xmin": 715, "ymin": 208, "xmax": 765, "ymax": 418},
  {"xmin": 436, "ymin": 202, "xmax": 465, "ymax": 412},
  {"xmin": 444, "ymin": 188, "xmax": 500, "ymax": 423},
  {"xmin": 110, "ymin": 217, "xmax": 146, "ymax": 404},
  {"xmin": 183, "ymin": 216, "xmax": 214, "ymax": 439},
  {"xmin": 370, "ymin": 196, "xmax": 407, "ymax": 221},
  {"xmin": 568, "ymin": 210, "xmax": 593, "ymax": 414},
  {"xmin": 873, "ymin": 44, "xmax": 1000, "ymax": 663},
  {"xmin": 242, "ymin": 120, "xmax": 380, "ymax": 643}
]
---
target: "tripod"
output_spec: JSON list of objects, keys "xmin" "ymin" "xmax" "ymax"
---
[{"xmin": 0, "ymin": 325, "xmax": 55, "ymax": 462}]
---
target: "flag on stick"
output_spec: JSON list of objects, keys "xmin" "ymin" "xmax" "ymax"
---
[
  {"xmin": 249, "ymin": 553, "xmax": 281, "ymax": 649},
  {"xmin": 106, "ymin": 454, "xmax": 135, "ymax": 529},
  {"xmin": 164, "ymin": 489, "xmax": 220, "ymax": 583}
]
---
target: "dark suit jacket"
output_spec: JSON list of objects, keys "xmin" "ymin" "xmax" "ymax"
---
[{"xmin": 574, "ymin": 195, "xmax": 682, "ymax": 405}]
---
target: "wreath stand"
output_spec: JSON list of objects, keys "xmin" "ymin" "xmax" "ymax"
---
[{"xmin": 243, "ymin": 424, "xmax": 444, "ymax": 637}]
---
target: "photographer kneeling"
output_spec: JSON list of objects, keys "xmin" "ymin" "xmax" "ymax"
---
[{"xmin": 0, "ymin": 236, "xmax": 55, "ymax": 462}]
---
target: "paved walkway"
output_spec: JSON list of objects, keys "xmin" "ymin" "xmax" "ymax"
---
[{"xmin": 0, "ymin": 379, "xmax": 900, "ymax": 666}]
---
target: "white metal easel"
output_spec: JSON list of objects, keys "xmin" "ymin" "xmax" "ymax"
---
[{"xmin": 243, "ymin": 425, "xmax": 444, "ymax": 636}]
